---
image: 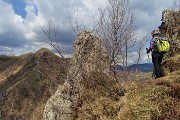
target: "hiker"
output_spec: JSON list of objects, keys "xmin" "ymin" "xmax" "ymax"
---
[{"xmin": 146, "ymin": 30, "xmax": 165, "ymax": 78}]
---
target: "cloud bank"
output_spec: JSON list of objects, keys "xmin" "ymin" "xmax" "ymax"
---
[{"xmin": 0, "ymin": 0, "xmax": 174, "ymax": 64}]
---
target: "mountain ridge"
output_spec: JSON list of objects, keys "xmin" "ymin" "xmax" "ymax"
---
[
  {"xmin": 0, "ymin": 48, "xmax": 69, "ymax": 119},
  {"xmin": 116, "ymin": 63, "xmax": 153, "ymax": 72}
]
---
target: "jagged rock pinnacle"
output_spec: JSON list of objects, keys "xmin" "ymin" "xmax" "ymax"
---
[{"xmin": 43, "ymin": 30, "xmax": 110, "ymax": 120}]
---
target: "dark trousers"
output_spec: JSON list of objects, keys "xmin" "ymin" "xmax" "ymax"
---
[{"xmin": 152, "ymin": 51, "xmax": 164, "ymax": 78}]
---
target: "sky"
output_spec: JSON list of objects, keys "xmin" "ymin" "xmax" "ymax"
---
[{"xmin": 0, "ymin": 0, "xmax": 175, "ymax": 65}]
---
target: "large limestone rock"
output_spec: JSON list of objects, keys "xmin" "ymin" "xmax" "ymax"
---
[
  {"xmin": 43, "ymin": 82, "xmax": 71, "ymax": 120},
  {"xmin": 43, "ymin": 30, "xmax": 110, "ymax": 120},
  {"xmin": 159, "ymin": 10, "xmax": 180, "ymax": 57},
  {"xmin": 70, "ymin": 30, "xmax": 110, "ymax": 76}
]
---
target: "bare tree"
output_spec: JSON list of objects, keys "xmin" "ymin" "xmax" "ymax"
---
[
  {"xmin": 172, "ymin": 0, "xmax": 180, "ymax": 11},
  {"xmin": 38, "ymin": 20, "xmax": 64, "ymax": 59},
  {"xmin": 96, "ymin": 0, "xmax": 135, "ymax": 81},
  {"xmin": 67, "ymin": 10, "xmax": 100, "ymax": 35},
  {"xmin": 135, "ymin": 34, "xmax": 151, "ymax": 72},
  {"xmin": 67, "ymin": 12, "xmax": 86, "ymax": 35},
  {"xmin": 123, "ymin": 26, "xmax": 135, "ymax": 76}
]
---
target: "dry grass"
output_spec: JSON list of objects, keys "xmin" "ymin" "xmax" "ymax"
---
[
  {"xmin": 1, "ymin": 49, "xmax": 180, "ymax": 119},
  {"xmin": 118, "ymin": 71, "xmax": 180, "ymax": 120},
  {"xmin": 71, "ymin": 71, "xmax": 124, "ymax": 120},
  {"xmin": 129, "ymin": 72, "xmax": 152, "ymax": 82},
  {"xmin": 72, "ymin": 70, "xmax": 180, "ymax": 120},
  {"xmin": 0, "ymin": 49, "xmax": 69, "ymax": 120},
  {"xmin": 68, "ymin": 63, "xmax": 180, "ymax": 120},
  {"xmin": 77, "ymin": 96, "xmax": 121, "ymax": 120},
  {"xmin": 163, "ymin": 54, "xmax": 180, "ymax": 73},
  {"xmin": 100, "ymin": 52, "xmax": 180, "ymax": 120},
  {"xmin": 0, "ymin": 65, "xmax": 23, "ymax": 83}
]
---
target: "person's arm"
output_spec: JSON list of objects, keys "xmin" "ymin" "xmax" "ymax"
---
[{"xmin": 146, "ymin": 38, "xmax": 155, "ymax": 53}]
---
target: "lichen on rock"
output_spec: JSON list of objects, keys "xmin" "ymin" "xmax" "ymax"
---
[
  {"xmin": 159, "ymin": 9, "xmax": 180, "ymax": 56},
  {"xmin": 43, "ymin": 30, "xmax": 111, "ymax": 120}
]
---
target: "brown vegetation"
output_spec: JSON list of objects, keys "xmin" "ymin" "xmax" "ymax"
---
[
  {"xmin": 73, "ymin": 71, "xmax": 124, "ymax": 120},
  {"xmin": 1, "ymin": 49, "xmax": 180, "ymax": 120},
  {"xmin": 0, "ymin": 48, "xmax": 69, "ymax": 120}
]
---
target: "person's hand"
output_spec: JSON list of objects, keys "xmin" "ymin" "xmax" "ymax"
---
[{"xmin": 146, "ymin": 48, "xmax": 151, "ymax": 54}]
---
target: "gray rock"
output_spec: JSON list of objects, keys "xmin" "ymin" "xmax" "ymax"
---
[
  {"xmin": 43, "ymin": 30, "xmax": 110, "ymax": 120},
  {"xmin": 43, "ymin": 81, "xmax": 71, "ymax": 120},
  {"xmin": 159, "ymin": 9, "xmax": 180, "ymax": 57}
]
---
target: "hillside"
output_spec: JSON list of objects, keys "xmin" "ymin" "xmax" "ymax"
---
[
  {"xmin": 0, "ymin": 9, "xmax": 180, "ymax": 120},
  {"xmin": 118, "ymin": 50, "xmax": 180, "ymax": 119},
  {"xmin": 0, "ymin": 48, "xmax": 69, "ymax": 120},
  {"xmin": 117, "ymin": 9, "xmax": 180, "ymax": 120}
]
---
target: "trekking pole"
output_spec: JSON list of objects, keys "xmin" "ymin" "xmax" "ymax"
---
[{"xmin": 146, "ymin": 48, "xmax": 156, "ymax": 78}]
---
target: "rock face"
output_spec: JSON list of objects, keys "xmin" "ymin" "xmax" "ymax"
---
[
  {"xmin": 70, "ymin": 30, "xmax": 110, "ymax": 75},
  {"xmin": 43, "ymin": 30, "xmax": 110, "ymax": 120},
  {"xmin": 43, "ymin": 81, "xmax": 71, "ymax": 120},
  {"xmin": 159, "ymin": 9, "xmax": 180, "ymax": 56}
]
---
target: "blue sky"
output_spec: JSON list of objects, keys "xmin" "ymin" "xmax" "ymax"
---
[
  {"xmin": 3, "ymin": 0, "xmax": 27, "ymax": 18},
  {"xmin": 0, "ymin": 0, "xmax": 175, "ymax": 64}
]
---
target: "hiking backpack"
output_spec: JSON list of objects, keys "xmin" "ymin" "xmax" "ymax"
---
[{"xmin": 155, "ymin": 37, "xmax": 170, "ymax": 53}]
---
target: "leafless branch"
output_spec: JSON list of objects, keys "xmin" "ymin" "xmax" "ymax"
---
[
  {"xmin": 38, "ymin": 19, "xmax": 64, "ymax": 59},
  {"xmin": 96, "ymin": 0, "xmax": 135, "ymax": 81}
]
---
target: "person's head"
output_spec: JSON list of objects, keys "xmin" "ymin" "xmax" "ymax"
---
[{"xmin": 151, "ymin": 29, "xmax": 160, "ymax": 38}]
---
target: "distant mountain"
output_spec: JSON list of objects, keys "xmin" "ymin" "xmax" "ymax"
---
[
  {"xmin": 128, "ymin": 63, "xmax": 153, "ymax": 72},
  {"xmin": 116, "ymin": 63, "xmax": 153, "ymax": 72}
]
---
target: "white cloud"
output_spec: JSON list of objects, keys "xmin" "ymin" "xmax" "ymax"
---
[
  {"xmin": 131, "ymin": 0, "xmax": 173, "ymax": 35},
  {"xmin": 0, "ymin": 1, "xmax": 25, "ymax": 34},
  {"xmin": 0, "ymin": 0, "xmax": 175, "ymax": 65},
  {"xmin": 0, "ymin": 0, "xmax": 27, "ymax": 48}
]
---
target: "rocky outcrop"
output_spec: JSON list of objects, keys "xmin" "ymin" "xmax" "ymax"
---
[
  {"xmin": 159, "ymin": 9, "xmax": 180, "ymax": 56},
  {"xmin": 43, "ymin": 81, "xmax": 71, "ymax": 120},
  {"xmin": 43, "ymin": 30, "xmax": 110, "ymax": 120},
  {"xmin": 71, "ymin": 30, "xmax": 110, "ymax": 75}
]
